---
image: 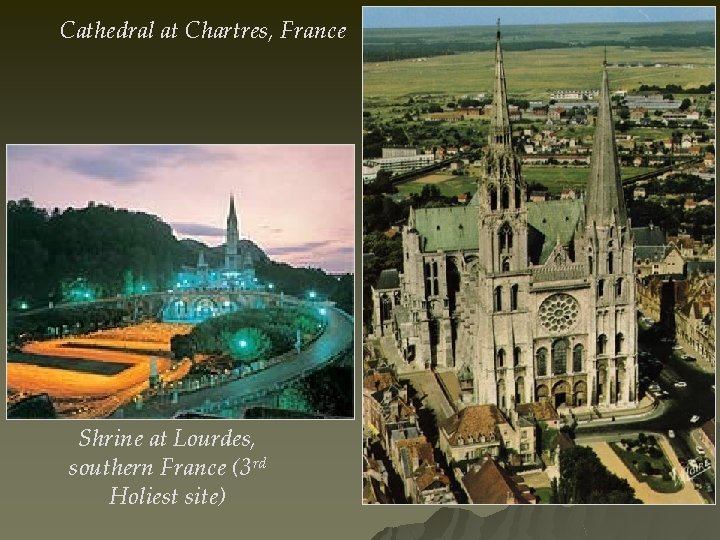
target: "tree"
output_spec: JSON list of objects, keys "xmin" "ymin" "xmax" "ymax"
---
[
  {"xmin": 679, "ymin": 98, "xmax": 692, "ymax": 111},
  {"xmin": 557, "ymin": 446, "xmax": 640, "ymax": 504},
  {"xmin": 550, "ymin": 477, "xmax": 560, "ymax": 504}
]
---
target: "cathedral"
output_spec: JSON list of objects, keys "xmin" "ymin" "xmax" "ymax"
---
[
  {"xmin": 175, "ymin": 195, "xmax": 257, "ymax": 291},
  {"xmin": 372, "ymin": 29, "xmax": 639, "ymax": 414}
]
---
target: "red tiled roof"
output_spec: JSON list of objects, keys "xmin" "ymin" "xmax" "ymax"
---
[
  {"xmin": 440, "ymin": 404, "xmax": 505, "ymax": 446},
  {"xmin": 462, "ymin": 458, "xmax": 536, "ymax": 504}
]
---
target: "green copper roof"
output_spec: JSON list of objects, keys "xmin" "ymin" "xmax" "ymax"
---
[
  {"xmin": 413, "ymin": 206, "xmax": 479, "ymax": 252},
  {"xmin": 412, "ymin": 199, "xmax": 583, "ymax": 263},
  {"xmin": 527, "ymin": 199, "xmax": 584, "ymax": 264}
]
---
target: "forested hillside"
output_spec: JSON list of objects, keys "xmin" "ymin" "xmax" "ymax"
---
[{"xmin": 7, "ymin": 199, "xmax": 352, "ymax": 314}]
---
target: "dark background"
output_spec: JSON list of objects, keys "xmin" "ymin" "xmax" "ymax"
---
[{"xmin": 1, "ymin": 2, "xmax": 718, "ymax": 538}]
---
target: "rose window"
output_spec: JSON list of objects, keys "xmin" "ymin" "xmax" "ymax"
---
[{"xmin": 539, "ymin": 294, "xmax": 579, "ymax": 333}]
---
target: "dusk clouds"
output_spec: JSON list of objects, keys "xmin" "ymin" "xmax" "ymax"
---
[{"xmin": 7, "ymin": 144, "xmax": 355, "ymax": 273}]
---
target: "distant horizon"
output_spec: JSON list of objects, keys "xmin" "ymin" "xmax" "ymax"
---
[
  {"xmin": 364, "ymin": 19, "xmax": 713, "ymax": 30},
  {"xmin": 363, "ymin": 6, "xmax": 715, "ymax": 29}
]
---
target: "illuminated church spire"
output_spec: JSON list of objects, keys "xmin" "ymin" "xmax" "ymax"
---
[{"xmin": 225, "ymin": 194, "xmax": 240, "ymax": 271}]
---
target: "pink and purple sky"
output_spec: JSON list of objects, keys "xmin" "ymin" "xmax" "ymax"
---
[{"xmin": 7, "ymin": 144, "xmax": 355, "ymax": 273}]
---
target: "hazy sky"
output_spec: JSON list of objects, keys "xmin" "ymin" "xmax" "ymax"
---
[
  {"xmin": 7, "ymin": 145, "xmax": 354, "ymax": 273},
  {"xmin": 363, "ymin": 6, "xmax": 715, "ymax": 28}
]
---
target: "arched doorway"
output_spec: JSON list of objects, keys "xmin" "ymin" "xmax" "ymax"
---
[
  {"xmin": 552, "ymin": 380, "xmax": 570, "ymax": 407},
  {"xmin": 536, "ymin": 384, "xmax": 549, "ymax": 402},
  {"xmin": 573, "ymin": 381, "xmax": 587, "ymax": 406}
]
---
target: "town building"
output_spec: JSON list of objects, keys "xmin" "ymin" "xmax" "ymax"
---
[{"xmin": 460, "ymin": 456, "xmax": 537, "ymax": 504}]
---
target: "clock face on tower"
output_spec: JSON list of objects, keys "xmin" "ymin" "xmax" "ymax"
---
[{"xmin": 539, "ymin": 293, "xmax": 580, "ymax": 334}]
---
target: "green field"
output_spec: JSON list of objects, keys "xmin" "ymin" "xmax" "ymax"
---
[
  {"xmin": 365, "ymin": 45, "xmax": 715, "ymax": 100},
  {"xmin": 395, "ymin": 166, "xmax": 654, "ymax": 197},
  {"xmin": 396, "ymin": 174, "xmax": 476, "ymax": 197}
]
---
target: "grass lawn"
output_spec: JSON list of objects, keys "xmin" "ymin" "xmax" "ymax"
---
[
  {"xmin": 395, "ymin": 165, "xmax": 657, "ymax": 199},
  {"xmin": 610, "ymin": 440, "xmax": 682, "ymax": 494},
  {"xmin": 396, "ymin": 174, "xmax": 477, "ymax": 198},
  {"xmin": 533, "ymin": 486, "xmax": 554, "ymax": 504}
]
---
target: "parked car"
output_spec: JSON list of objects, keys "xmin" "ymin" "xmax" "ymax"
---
[
  {"xmin": 674, "ymin": 381, "xmax": 687, "ymax": 388},
  {"xmin": 690, "ymin": 415, "xmax": 701, "ymax": 424},
  {"xmin": 696, "ymin": 446, "xmax": 706, "ymax": 455},
  {"xmin": 668, "ymin": 429, "xmax": 675, "ymax": 439},
  {"xmin": 673, "ymin": 344, "xmax": 683, "ymax": 350}
]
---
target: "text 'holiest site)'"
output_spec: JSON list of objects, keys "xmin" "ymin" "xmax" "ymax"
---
[{"xmin": 68, "ymin": 428, "xmax": 269, "ymax": 506}]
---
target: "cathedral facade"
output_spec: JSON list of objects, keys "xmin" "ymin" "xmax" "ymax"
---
[{"xmin": 373, "ymin": 30, "xmax": 639, "ymax": 413}]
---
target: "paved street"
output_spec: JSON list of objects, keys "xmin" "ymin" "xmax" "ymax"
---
[{"xmin": 123, "ymin": 307, "xmax": 354, "ymax": 418}]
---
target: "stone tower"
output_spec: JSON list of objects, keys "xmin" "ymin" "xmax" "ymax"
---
[
  {"xmin": 577, "ymin": 62, "xmax": 637, "ymax": 406},
  {"xmin": 474, "ymin": 25, "xmax": 532, "ymax": 410},
  {"xmin": 225, "ymin": 195, "xmax": 240, "ymax": 271}
]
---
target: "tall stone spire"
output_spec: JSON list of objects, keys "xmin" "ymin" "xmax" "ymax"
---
[
  {"xmin": 585, "ymin": 63, "xmax": 627, "ymax": 226},
  {"xmin": 225, "ymin": 194, "xmax": 239, "ymax": 271},
  {"xmin": 490, "ymin": 20, "xmax": 512, "ymax": 147}
]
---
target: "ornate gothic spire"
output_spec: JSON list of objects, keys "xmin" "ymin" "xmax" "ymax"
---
[
  {"xmin": 228, "ymin": 194, "xmax": 237, "ymax": 225},
  {"xmin": 490, "ymin": 20, "xmax": 512, "ymax": 147},
  {"xmin": 585, "ymin": 64, "xmax": 627, "ymax": 226}
]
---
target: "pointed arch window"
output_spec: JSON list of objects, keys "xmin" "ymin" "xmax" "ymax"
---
[
  {"xmin": 498, "ymin": 222, "xmax": 513, "ymax": 252},
  {"xmin": 597, "ymin": 334, "xmax": 607, "ymax": 355},
  {"xmin": 573, "ymin": 344, "xmax": 584, "ymax": 372},
  {"xmin": 515, "ymin": 184, "xmax": 522, "ymax": 209},
  {"xmin": 510, "ymin": 284, "xmax": 519, "ymax": 310},
  {"xmin": 597, "ymin": 279, "xmax": 604, "ymax": 298},
  {"xmin": 424, "ymin": 262, "xmax": 431, "ymax": 297},
  {"xmin": 501, "ymin": 185, "xmax": 510, "ymax": 209},
  {"xmin": 615, "ymin": 333, "xmax": 625, "ymax": 354},
  {"xmin": 496, "ymin": 348, "xmax": 506, "ymax": 368},
  {"xmin": 608, "ymin": 252, "xmax": 614, "ymax": 274},
  {"xmin": 502, "ymin": 258, "xmax": 511, "ymax": 272},
  {"xmin": 513, "ymin": 346, "xmax": 521, "ymax": 367},
  {"xmin": 588, "ymin": 255, "xmax": 594, "ymax": 275},
  {"xmin": 490, "ymin": 186, "xmax": 498, "ymax": 211},
  {"xmin": 494, "ymin": 286, "xmax": 503, "ymax": 312},
  {"xmin": 552, "ymin": 339, "xmax": 568, "ymax": 375},
  {"xmin": 615, "ymin": 278, "xmax": 623, "ymax": 297},
  {"xmin": 536, "ymin": 348, "xmax": 548, "ymax": 376}
]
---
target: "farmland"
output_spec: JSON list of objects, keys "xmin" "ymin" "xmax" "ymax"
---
[
  {"xmin": 365, "ymin": 45, "xmax": 715, "ymax": 101},
  {"xmin": 394, "ymin": 166, "xmax": 655, "ymax": 198}
]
